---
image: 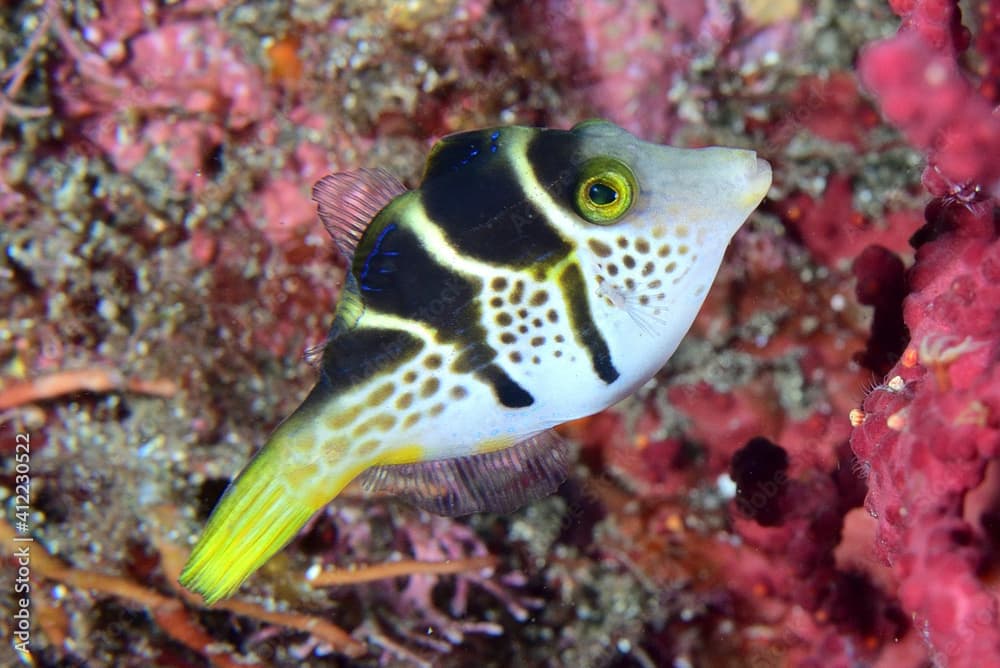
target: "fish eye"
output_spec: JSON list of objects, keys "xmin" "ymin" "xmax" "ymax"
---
[
  {"xmin": 588, "ymin": 182, "xmax": 618, "ymax": 205},
  {"xmin": 573, "ymin": 158, "xmax": 636, "ymax": 225}
]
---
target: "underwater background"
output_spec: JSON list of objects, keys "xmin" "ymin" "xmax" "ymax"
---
[{"xmin": 2, "ymin": 0, "xmax": 1000, "ymax": 666}]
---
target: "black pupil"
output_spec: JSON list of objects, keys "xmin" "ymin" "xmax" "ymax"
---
[{"xmin": 589, "ymin": 182, "xmax": 618, "ymax": 206}]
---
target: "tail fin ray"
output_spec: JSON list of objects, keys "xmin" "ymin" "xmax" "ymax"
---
[{"xmin": 180, "ymin": 448, "xmax": 324, "ymax": 605}]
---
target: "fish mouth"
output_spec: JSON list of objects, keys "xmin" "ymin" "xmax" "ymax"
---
[
  {"xmin": 742, "ymin": 154, "xmax": 773, "ymax": 207},
  {"xmin": 753, "ymin": 156, "xmax": 772, "ymax": 180}
]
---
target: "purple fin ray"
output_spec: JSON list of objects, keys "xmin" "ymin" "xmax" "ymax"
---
[
  {"xmin": 311, "ymin": 168, "xmax": 407, "ymax": 261},
  {"xmin": 302, "ymin": 341, "xmax": 325, "ymax": 367},
  {"xmin": 360, "ymin": 430, "xmax": 569, "ymax": 516}
]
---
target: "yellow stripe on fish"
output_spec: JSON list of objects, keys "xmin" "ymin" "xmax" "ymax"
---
[{"xmin": 179, "ymin": 120, "xmax": 772, "ymax": 604}]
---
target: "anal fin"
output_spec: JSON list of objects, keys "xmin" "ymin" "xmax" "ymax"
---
[{"xmin": 360, "ymin": 430, "xmax": 569, "ymax": 516}]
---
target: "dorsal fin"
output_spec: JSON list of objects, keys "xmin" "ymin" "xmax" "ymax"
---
[
  {"xmin": 311, "ymin": 168, "xmax": 407, "ymax": 261},
  {"xmin": 359, "ymin": 429, "xmax": 569, "ymax": 516}
]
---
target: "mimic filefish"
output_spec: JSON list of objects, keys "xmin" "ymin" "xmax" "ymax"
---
[{"xmin": 180, "ymin": 120, "xmax": 772, "ymax": 603}]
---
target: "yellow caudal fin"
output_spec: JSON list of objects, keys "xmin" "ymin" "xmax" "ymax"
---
[{"xmin": 179, "ymin": 413, "xmax": 361, "ymax": 604}]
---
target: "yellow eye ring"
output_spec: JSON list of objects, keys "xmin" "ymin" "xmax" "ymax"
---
[{"xmin": 573, "ymin": 158, "xmax": 637, "ymax": 225}]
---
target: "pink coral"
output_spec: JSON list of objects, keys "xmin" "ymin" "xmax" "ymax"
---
[
  {"xmin": 851, "ymin": 200, "xmax": 1000, "ymax": 667},
  {"xmin": 54, "ymin": 15, "xmax": 270, "ymax": 194},
  {"xmin": 531, "ymin": 0, "xmax": 785, "ymax": 141},
  {"xmin": 782, "ymin": 73, "xmax": 880, "ymax": 149},
  {"xmin": 779, "ymin": 178, "xmax": 920, "ymax": 267},
  {"xmin": 849, "ymin": 4, "xmax": 1000, "ymax": 663},
  {"xmin": 565, "ymin": 0, "xmax": 707, "ymax": 140},
  {"xmin": 859, "ymin": 0, "xmax": 1000, "ymax": 198}
]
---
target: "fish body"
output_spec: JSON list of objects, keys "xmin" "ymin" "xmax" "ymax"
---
[{"xmin": 180, "ymin": 120, "xmax": 771, "ymax": 603}]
